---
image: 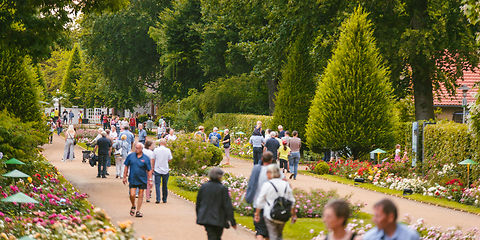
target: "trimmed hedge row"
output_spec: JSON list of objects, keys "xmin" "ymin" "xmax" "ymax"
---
[{"xmin": 202, "ymin": 113, "xmax": 273, "ymax": 136}]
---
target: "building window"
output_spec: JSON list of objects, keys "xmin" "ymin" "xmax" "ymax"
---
[{"xmin": 453, "ymin": 111, "xmax": 463, "ymax": 123}]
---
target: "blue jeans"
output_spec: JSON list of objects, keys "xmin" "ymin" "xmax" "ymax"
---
[
  {"xmin": 154, "ymin": 172, "xmax": 169, "ymax": 202},
  {"xmin": 289, "ymin": 152, "xmax": 300, "ymax": 179},
  {"xmin": 253, "ymin": 147, "xmax": 263, "ymax": 165}
]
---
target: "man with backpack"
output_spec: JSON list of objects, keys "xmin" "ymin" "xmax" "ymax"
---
[
  {"xmin": 246, "ymin": 151, "xmax": 286, "ymax": 240},
  {"xmin": 208, "ymin": 127, "xmax": 222, "ymax": 147},
  {"xmin": 254, "ymin": 164, "xmax": 296, "ymax": 240}
]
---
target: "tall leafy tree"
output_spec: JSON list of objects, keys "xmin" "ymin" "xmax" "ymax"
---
[
  {"xmin": 306, "ymin": 8, "xmax": 395, "ymax": 159},
  {"xmin": 0, "ymin": 0, "xmax": 127, "ymax": 60},
  {"xmin": 81, "ymin": 0, "xmax": 167, "ymax": 110},
  {"xmin": 61, "ymin": 45, "xmax": 83, "ymax": 105},
  {"xmin": 0, "ymin": 49, "xmax": 41, "ymax": 122},
  {"xmin": 273, "ymin": 31, "xmax": 316, "ymax": 138},
  {"xmin": 149, "ymin": 0, "xmax": 204, "ymax": 98}
]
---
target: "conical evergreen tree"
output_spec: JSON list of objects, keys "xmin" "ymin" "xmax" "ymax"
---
[
  {"xmin": 306, "ymin": 7, "xmax": 395, "ymax": 159},
  {"xmin": 273, "ymin": 32, "xmax": 316, "ymax": 137},
  {"xmin": 61, "ymin": 44, "xmax": 82, "ymax": 105}
]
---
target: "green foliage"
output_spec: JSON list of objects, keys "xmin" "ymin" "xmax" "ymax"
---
[
  {"xmin": 0, "ymin": 49, "xmax": 42, "ymax": 122},
  {"xmin": 202, "ymin": 113, "xmax": 273, "ymax": 136},
  {"xmin": 0, "ymin": 110, "xmax": 48, "ymax": 169},
  {"xmin": 38, "ymin": 49, "xmax": 71, "ymax": 99},
  {"xmin": 62, "ymin": 45, "xmax": 82, "ymax": 105},
  {"xmin": 423, "ymin": 121, "xmax": 480, "ymax": 182},
  {"xmin": 167, "ymin": 135, "xmax": 223, "ymax": 171},
  {"xmin": 313, "ymin": 161, "xmax": 330, "ymax": 175},
  {"xmin": 81, "ymin": 0, "xmax": 166, "ymax": 110},
  {"xmin": 199, "ymin": 74, "xmax": 269, "ymax": 116},
  {"xmin": 149, "ymin": 0, "xmax": 204, "ymax": 98},
  {"xmin": 306, "ymin": 8, "xmax": 395, "ymax": 159},
  {"xmin": 0, "ymin": 0, "xmax": 127, "ymax": 60},
  {"xmin": 273, "ymin": 32, "xmax": 316, "ymax": 138}
]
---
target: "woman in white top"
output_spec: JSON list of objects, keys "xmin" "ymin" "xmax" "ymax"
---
[
  {"xmin": 110, "ymin": 126, "xmax": 118, "ymax": 140},
  {"xmin": 63, "ymin": 125, "xmax": 76, "ymax": 161},
  {"xmin": 254, "ymin": 164, "xmax": 297, "ymax": 240}
]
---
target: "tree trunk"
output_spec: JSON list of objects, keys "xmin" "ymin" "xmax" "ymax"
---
[
  {"xmin": 412, "ymin": 64, "xmax": 435, "ymax": 120},
  {"xmin": 267, "ymin": 77, "xmax": 278, "ymax": 114}
]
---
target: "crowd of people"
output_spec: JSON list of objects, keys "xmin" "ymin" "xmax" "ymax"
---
[{"xmin": 51, "ymin": 114, "xmax": 420, "ymax": 240}]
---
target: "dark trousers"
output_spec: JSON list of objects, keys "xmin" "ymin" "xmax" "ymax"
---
[
  {"xmin": 205, "ymin": 225, "xmax": 224, "ymax": 240},
  {"xmin": 130, "ymin": 126, "xmax": 136, "ymax": 134},
  {"xmin": 253, "ymin": 147, "xmax": 263, "ymax": 165},
  {"xmin": 279, "ymin": 158, "xmax": 288, "ymax": 170},
  {"xmin": 97, "ymin": 154, "xmax": 108, "ymax": 177},
  {"xmin": 154, "ymin": 172, "xmax": 169, "ymax": 202}
]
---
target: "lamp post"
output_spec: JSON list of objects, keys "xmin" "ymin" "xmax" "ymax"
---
[{"xmin": 459, "ymin": 85, "xmax": 470, "ymax": 124}]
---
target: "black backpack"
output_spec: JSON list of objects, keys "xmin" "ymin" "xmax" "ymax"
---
[{"xmin": 268, "ymin": 181, "xmax": 292, "ymax": 222}]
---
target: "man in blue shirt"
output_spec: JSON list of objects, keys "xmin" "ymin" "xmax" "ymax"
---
[
  {"xmin": 123, "ymin": 143, "xmax": 152, "ymax": 218},
  {"xmin": 208, "ymin": 127, "xmax": 222, "ymax": 147},
  {"xmin": 363, "ymin": 199, "xmax": 419, "ymax": 240},
  {"xmin": 138, "ymin": 123, "xmax": 147, "ymax": 144},
  {"xmin": 118, "ymin": 126, "xmax": 135, "ymax": 152}
]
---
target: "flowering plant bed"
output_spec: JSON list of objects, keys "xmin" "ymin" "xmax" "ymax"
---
[
  {"xmin": 307, "ymin": 158, "xmax": 480, "ymax": 211},
  {"xmin": 175, "ymin": 174, "xmax": 363, "ymax": 218},
  {"xmin": 0, "ymin": 158, "xmax": 138, "ymax": 239}
]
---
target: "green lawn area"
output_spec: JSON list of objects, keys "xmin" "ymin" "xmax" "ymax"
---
[
  {"xmin": 300, "ymin": 171, "xmax": 480, "ymax": 215},
  {"xmin": 167, "ymin": 176, "xmax": 370, "ymax": 240}
]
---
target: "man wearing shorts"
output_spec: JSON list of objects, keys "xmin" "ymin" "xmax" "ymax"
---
[{"xmin": 123, "ymin": 143, "xmax": 152, "ymax": 218}]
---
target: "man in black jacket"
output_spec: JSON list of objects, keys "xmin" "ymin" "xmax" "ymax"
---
[{"xmin": 196, "ymin": 167, "xmax": 237, "ymax": 240}]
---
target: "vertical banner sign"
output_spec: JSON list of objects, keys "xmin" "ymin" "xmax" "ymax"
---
[{"xmin": 412, "ymin": 121, "xmax": 418, "ymax": 167}]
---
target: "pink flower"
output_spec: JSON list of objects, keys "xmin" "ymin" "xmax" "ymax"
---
[{"xmin": 0, "ymin": 211, "xmax": 4, "ymax": 217}]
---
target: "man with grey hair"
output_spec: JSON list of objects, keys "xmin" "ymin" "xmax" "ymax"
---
[
  {"xmin": 123, "ymin": 143, "xmax": 152, "ymax": 217},
  {"xmin": 94, "ymin": 131, "xmax": 112, "ymax": 178},
  {"xmin": 208, "ymin": 127, "xmax": 222, "ymax": 147},
  {"xmin": 265, "ymin": 131, "xmax": 280, "ymax": 164},
  {"xmin": 196, "ymin": 167, "xmax": 237, "ymax": 239},
  {"xmin": 138, "ymin": 123, "xmax": 147, "ymax": 145},
  {"xmin": 152, "ymin": 138, "xmax": 173, "ymax": 203},
  {"xmin": 278, "ymin": 125, "xmax": 285, "ymax": 138}
]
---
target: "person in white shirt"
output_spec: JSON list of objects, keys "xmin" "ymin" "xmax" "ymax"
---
[
  {"xmin": 254, "ymin": 164, "xmax": 296, "ymax": 240},
  {"xmin": 165, "ymin": 128, "xmax": 177, "ymax": 141},
  {"xmin": 143, "ymin": 140, "xmax": 155, "ymax": 203},
  {"xmin": 110, "ymin": 126, "xmax": 118, "ymax": 140},
  {"xmin": 152, "ymin": 138, "xmax": 173, "ymax": 204}
]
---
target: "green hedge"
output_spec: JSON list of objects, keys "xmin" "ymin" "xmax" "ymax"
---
[
  {"xmin": 202, "ymin": 113, "xmax": 273, "ymax": 136},
  {"xmin": 423, "ymin": 121, "xmax": 480, "ymax": 182},
  {"xmin": 167, "ymin": 135, "xmax": 223, "ymax": 171}
]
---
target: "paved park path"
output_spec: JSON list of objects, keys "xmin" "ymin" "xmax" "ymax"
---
[
  {"xmin": 42, "ymin": 135, "xmax": 253, "ymax": 240},
  {"xmin": 221, "ymin": 157, "xmax": 480, "ymax": 230}
]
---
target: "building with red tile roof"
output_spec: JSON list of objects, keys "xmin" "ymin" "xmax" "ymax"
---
[{"xmin": 434, "ymin": 70, "xmax": 479, "ymax": 122}]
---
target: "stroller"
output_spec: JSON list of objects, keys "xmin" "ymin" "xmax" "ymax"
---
[{"xmin": 82, "ymin": 142, "xmax": 95, "ymax": 163}]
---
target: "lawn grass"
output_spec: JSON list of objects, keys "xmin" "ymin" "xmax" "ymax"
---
[
  {"xmin": 300, "ymin": 171, "xmax": 480, "ymax": 215},
  {"xmin": 167, "ymin": 176, "xmax": 371, "ymax": 240}
]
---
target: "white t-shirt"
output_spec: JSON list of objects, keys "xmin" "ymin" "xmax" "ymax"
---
[
  {"xmin": 255, "ymin": 178, "xmax": 295, "ymax": 221},
  {"xmin": 153, "ymin": 146, "xmax": 173, "ymax": 174},
  {"xmin": 110, "ymin": 131, "xmax": 118, "ymax": 140},
  {"xmin": 395, "ymin": 148, "xmax": 401, "ymax": 156},
  {"xmin": 166, "ymin": 134, "xmax": 177, "ymax": 141},
  {"xmin": 143, "ymin": 149, "xmax": 154, "ymax": 161}
]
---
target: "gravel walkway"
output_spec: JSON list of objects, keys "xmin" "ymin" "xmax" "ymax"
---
[{"xmin": 42, "ymin": 135, "xmax": 253, "ymax": 240}]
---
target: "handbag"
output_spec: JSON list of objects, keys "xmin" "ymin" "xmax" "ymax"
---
[
  {"xmin": 89, "ymin": 154, "xmax": 97, "ymax": 167},
  {"xmin": 74, "ymin": 139, "xmax": 77, "ymax": 145}
]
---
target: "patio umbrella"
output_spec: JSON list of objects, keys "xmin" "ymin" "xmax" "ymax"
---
[
  {"xmin": 459, "ymin": 159, "xmax": 478, "ymax": 187},
  {"xmin": 235, "ymin": 131, "xmax": 246, "ymax": 135},
  {"xmin": 2, "ymin": 170, "xmax": 30, "ymax": 178},
  {"xmin": 19, "ymin": 237, "xmax": 35, "ymax": 240},
  {"xmin": 1, "ymin": 192, "xmax": 38, "ymax": 204},
  {"xmin": 3, "ymin": 158, "xmax": 25, "ymax": 165},
  {"xmin": 370, "ymin": 149, "xmax": 386, "ymax": 164}
]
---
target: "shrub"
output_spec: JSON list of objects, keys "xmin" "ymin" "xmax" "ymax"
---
[
  {"xmin": 306, "ymin": 8, "xmax": 395, "ymax": 159},
  {"xmin": 202, "ymin": 113, "xmax": 273, "ymax": 137},
  {"xmin": 167, "ymin": 135, "xmax": 223, "ymax": 171},
  {"xmin": 313, "ymin": 161, "xmax": 330, "ymax": 175},
  {"xmin": 137, "ymin": 114, "xmax": 149, "ymax": 124}
]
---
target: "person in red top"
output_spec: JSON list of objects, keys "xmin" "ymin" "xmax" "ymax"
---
[
  {"xmin": 129, "ymin": 115, "xmax": 136, "ymax": 134},
  {"xmin": 103, "ymin": 114, "xmax": 109, "ymax": 130}
]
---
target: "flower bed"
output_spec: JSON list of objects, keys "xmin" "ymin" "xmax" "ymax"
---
[
  {"xmin": 0, "ymin": 158, "xmax": 138, "ymax": 239},
  {"xmin": 175, "ymin": 173, "xmax": 363, "ymax": 218},
  {"xmin": 307, "ymin": 159, "xmax": 480, "ymax": 209},
  {"xmin": 229, "ymin": 136, "xmax": 253, "ymax": 159},
  {"xmin": 74, "ymin": 128, "xmax": 98, "ymax": 143}
]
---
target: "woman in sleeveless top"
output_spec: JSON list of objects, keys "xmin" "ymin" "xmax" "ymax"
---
[
  {"xmin": 63, "ymin": 125, "xmax": 76, "ymax": 161},
  {"xmin": 322, "ymin": 199, "xmax": 359, "ymax": 240}
]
